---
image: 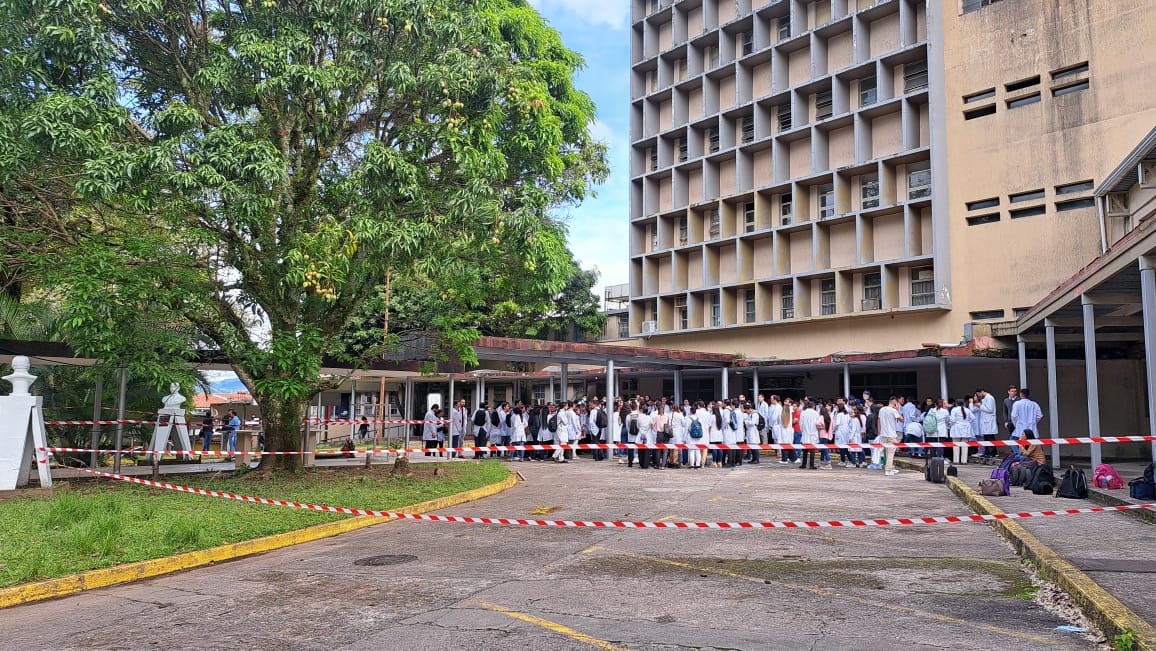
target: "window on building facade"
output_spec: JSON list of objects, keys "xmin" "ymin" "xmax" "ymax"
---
[
  {"xmin": 1052, "ymin": 62, "xmax": 1089, "ymax": 80},
  {"xmin": 1010, "ymin": 205, "xmax": 1047, "ymax": 219},
  {"xmin": 862, "ymin": 273, "xmax": 881, "ymax": 311},
  {"xmin": 1005, "ymin": 76, "xmax": 1040, "ymax": 93},
  {"xmin": 814, "ymin": 0, "xmax": 831, "ymax": 26},
  {"xmin": 966, "ymin": 197, "xmax": 1000, "ymax": 210},
  {"xmin": 678, "ymin": 216, "xmax": 689, "ymax": 246},
  {"xmin": 706, "ymin": 45, "xmax": 719, "ymax": 69},
  {"xmin": 493, "ymin": 386, "xmax": 507, "ymax": 403},
  {"xmin": 741, "ymin": 31, "xmax": 753, "ymax": 56},
  {"xmin": 964, "ymin": 105, "xmax": 996, "ymax": 120},
  {"xmin": 1009, "ymin": 188, "xmax": 1044, "ymax": 203},
  {"xmin": 741, "ymin": 115, "xmax": 755, "ymax": 143},
  {"xmin": 710, "ymin": 293, "xmax": 721, "ymax": 327},
  {"xmin": 674, "ymin": 57, "xmax": 687, "ymax": 82},
  {"xmin": 780, "ymin": 193, "xmax": 793, "ymax": 225},
  {"xmin": 778, "ymin": 16, "xmax": 791, "ymax": 41},
  {"xmin": 674, "ymin": 296, "xmax": 688, "ymax": 329},
  {"xmin": 859, "ymin": 76, "xmax": 877, "ymax": 107},
  {"xmin": 1056, "ymin": 180, "xmax": 1093, "ymax": 195},
  {"xmin": 820, "ymin": 279, "xmax": 836, "ymax": 315},
  {"xmin": 708, "ymin": 126, "xmax": 720, "ymax": 152},
  {"xmin": 1053, "ymin": 81, "xmax": 1089, "ymax": 97},
  {"xmin": 778, "ymin": 105, "xmax": 792, "ymax": 132},
  {"xmin": 708, "ymin": 208, "xmax": 721, "ymax": 239},
  {"xmin": 743, "ymin": 201, "xmax": 756, "ymax": 232},
  {"xmin": 744, "ymin": 289, "xmax": 756, "ymax": 323},
  {"xmin": 818, "ymin": 184, "xmax": 835, "ymax": 219},
  {"xmin": 533, "ymin": 384, "xmax": 547, "ymax": 403},
  {"xmin": 650, "ymin": 0, "xmax": 660, "ymax": 14},
  {"xmin": 646, "ymin": 70, "xmax": 657, "ymax": 94},
  {"xmin": 1007, "ymin": 93, "xmax": 1041, "ymax": 108},
  {"xmin": 962, "ymin": 0, "xmax": 1003, "ymax": 14},
  {"xmin": 678, "ymin": 136, "xmax": 688, "ymax": 162},
  {"xmin": 907, "ymin": 161, "xmax": 931, "ymax": 199},
  {"xmin": 861, "ymin": 173, "xmax": 880, "ymax": 209},
  {"xmin": 649, "ymin": 148, "xmax": 657, "ymax": 171},
  {"xmin": 904, "ymin": 60, "xmax": 928, "ymax": 93},
  {"xmin": 966, "ymin": 213, "xmax": 1000, "ymax": 226},
  {"xmin": 963, "ymin": 88, "xmax": 996, "ymax": 104},
  {"xmin": 1057, "ymin": 198, "xmax": 1095, "ymax": 212},
  {"xmin": 910, "ymin": 267, "xmax": 935, "ymax": 306},
  {"xmin": 969, "ymin": 309, "xmax": 1006, "ymax": 320},
  {"xmin": 781, "ymin": 285, "xmax": 794, "ymax": 319},
  {"xmin": 650, "ymin": 223, "xmax": 659, "ymax": 250},
  {"xmin": 815, "ymin": 90, "xmax": 833, "ymax": 120}
]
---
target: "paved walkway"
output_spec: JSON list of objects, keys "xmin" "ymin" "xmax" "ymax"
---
[
  {"xmin": 4, "ymin": 459, "xmax": 1107, "ymax": 650},
  {"xmin": 946, "ymin": 460, "xmax": 1156, "ymax": 630}
]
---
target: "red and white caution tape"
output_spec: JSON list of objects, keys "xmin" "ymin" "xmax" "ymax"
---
[
  {"xmin": 47, "ymin": 419, "xmax": 161, "ymax": 426},
  {"xmin": 63, "ymin": 466, "xmax": 1155, "ymax": 529},
  {"xmin": 41, "ymin": 435, "xmax": 1156, "ymax": 458},
  {"xmin": 46, "ymin": 418, "xmax": 445, "ymax": 427}
]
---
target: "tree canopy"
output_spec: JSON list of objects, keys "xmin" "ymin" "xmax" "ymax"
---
[{"xmin": 0, "ymin": 0, "xmax": 608, "ymax": 467}]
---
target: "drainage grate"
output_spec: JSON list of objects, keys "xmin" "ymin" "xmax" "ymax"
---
[{"xmin": 354, "ymin": 554, "xmax": 418, "ymax": 567}]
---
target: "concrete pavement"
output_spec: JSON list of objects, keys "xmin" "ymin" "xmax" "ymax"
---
[{"xmin": 2, "ymin": 459, "xmax": 1108, "ymax": 650}]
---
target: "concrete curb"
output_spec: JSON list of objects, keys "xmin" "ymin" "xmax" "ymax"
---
[
  {"xmin": 896, "ymin": 458, "xmax": 1156, "ymax": 651},
  {"xmin": 1087, "ymin": 486, "xmax": 1156, "ymax": 526},
  {"xmin": 0, "ymin": 472, "xmax": 518, "ymax": 610}
]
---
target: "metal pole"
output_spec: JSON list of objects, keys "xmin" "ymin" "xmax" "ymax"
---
[
  {"xmin": 447, "ymin": 374, "xmax": 455, "ymax": 460},
  {"xmin": 1142, "ymin": 259, "xmax": 1156, "ymax": 463},
  {"xmin": 721, "ymin": 368, "xmax": 729, "ymax": 399},
  {"xmin": 938, "ymin": 357, "xmax": 948, "ymax": 400},
  {"xmin": 843, "ymin": 363, "xmax": 851, "ymax": 399},
  {"xmin": 349, "ymin": 377, "xmax": 357, "ymax": 439},
  {"xmin": 673, "ymin": 368, "xmax": 682, "ymax": 406},
  {"xmin": 89, "ymin": 374, "xmax": 103, "ymax": 469},
  {"xmin": 1082, "ymin": 297, "xmax": 1102, "ymax": 468},
  {"xmin": 113, "ymin": 367, "xmax": 127, "ymax": 474},
  {"xmin": 1017, "ymin": 336, "xmax": 1028, "ymax": 392},
  {"xmin": 1045, "ymin": 322, "xmax": 1061, "ymax": 468},
  {"xmin": 752, "ymin": 366, "xmax": 760, "ymax": 398},
  {"xmin": 560, "ymin": 363, "xmax": 569, "ymax": 403}
]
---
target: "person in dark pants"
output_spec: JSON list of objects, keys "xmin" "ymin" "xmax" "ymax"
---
[{"xmin": 200, "ymin": 412, "xmax": 216, "ymax": 453}]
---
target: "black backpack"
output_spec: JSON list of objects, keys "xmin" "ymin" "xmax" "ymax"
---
[
  {"xmin": 547, "ymin": 414, "xmax": 558, "ymax": 433},
  {"xmin": 596, "ymin": 408, "xmax": 607, "ymax": 429},
  {"xmin": 1024, "ymin": 465, "xmax": 1055, "ymax": 495},
  {"xmin": 757, "ymin": 413, "xmax": 766, "ymax": 430},
  {"xmin": 490, "ymin": 411, "xmax": 501, "ymax": 427},
  {"xmin": 628, "ymin": 415, "xmax": 639, "ymax": 437},
  {"xmin": 1056, "ymin": 466, "xmax": 1088, "ymax": 499},
  {"xmin": 505, "ymin": 412, "xmax": 512, "ymax": 428},
  {"xmin": 473, "ymin": 410, "xmax": 486, "ymax": 427}
]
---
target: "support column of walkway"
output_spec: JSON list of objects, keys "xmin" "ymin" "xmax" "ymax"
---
[
  {"xmin": 1141, "ymin": 256, "xmax": 1156, "ymax": 463},
  {"xmin": 1045, "ymin": 320, "xmax": 1061, "ymax": 468},
  {"xmin": 1082, "ymin": 295, "xmax": 1102, "ymax": 470}
]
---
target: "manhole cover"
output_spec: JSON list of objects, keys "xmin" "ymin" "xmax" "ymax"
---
[{"xmin": 354, "ymin": 554, "xmax": 418, "ymax": 567}]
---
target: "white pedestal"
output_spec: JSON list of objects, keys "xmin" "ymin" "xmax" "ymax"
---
[
  {"xmin": 148, "ymin": 408, "xmax": 193, "ymax": 461},
  {"xmin": 0, "ymin": 394, "xmax": 52, "ymax": 490}
]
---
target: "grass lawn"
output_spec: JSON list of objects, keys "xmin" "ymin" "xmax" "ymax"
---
[{"xmin": 0, "ymin": 461, "xmax": 510, "ymax": 588}]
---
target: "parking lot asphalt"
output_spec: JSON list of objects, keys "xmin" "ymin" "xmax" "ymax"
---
[{"xmin": 2, "ymin": 458, "xmax": 1104, "ymax": 650}]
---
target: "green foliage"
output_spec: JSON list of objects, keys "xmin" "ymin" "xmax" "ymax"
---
[
  {"xmin": 0, "ymin": 0, "xmax": 608, "ymax": 465},
  {"xmin": 1114, "ymin": 628, "xmax": 1136, "ymax": 651}
]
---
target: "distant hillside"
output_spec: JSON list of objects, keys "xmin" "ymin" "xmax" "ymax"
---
[{"xmin": 207, "ymin": 376, "xmax": 247, "ymax": 394}]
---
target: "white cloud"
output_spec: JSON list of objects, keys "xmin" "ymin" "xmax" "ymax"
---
[{"xmin": 529, "ymin": 0, "xmax": 629, "ymax": 30}]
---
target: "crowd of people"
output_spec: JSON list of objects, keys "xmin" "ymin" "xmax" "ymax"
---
[{"xmin": 415, "ymin": 385, "xmax": 1047, "ymax": 475}]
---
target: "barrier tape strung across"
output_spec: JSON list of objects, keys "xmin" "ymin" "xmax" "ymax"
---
[
  {"xmin": 41, "ymin": 435, "xmax": 1156, "ymax": 458},
  {"xmin": 63, "ymin": 466, "xmax": 1155, "ymax": 529},
  {"xmin": 45, "ymin": 423, "xmax": 443, "ymax": 427}
]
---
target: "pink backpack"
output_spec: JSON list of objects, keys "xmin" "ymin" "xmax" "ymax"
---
[{"xmin": 1093, "ymin": 463, "xmax": 1124, "ymax": 490}]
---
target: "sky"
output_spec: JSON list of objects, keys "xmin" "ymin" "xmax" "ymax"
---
[{"xmin": 528, "ymin": 0, "xmax": 632, "ymax": 302}]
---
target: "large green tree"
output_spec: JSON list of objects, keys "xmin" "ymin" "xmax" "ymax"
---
[{"xmin": 0, "ymin": 0, "xmax": 607, "ymax": 468}]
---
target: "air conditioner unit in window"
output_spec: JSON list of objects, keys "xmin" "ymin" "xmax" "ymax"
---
[
  {"xmin": 641, "ymin": 320, "xmax": 658, "ymax": 335},
  {"xmin": 861, "ymin": 298, "xmax": 882, "ymax": 311},
  {"xmin": 915, "ymin": 269, "xmax": 935, "ymax": 281},
  {"xmin": 908, "ymin": 185, "xmax": 931, "ymax": 200}
]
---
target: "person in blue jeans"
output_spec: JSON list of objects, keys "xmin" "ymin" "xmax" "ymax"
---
[
  {"xmin": 200, "ymin": 412, "xmax": 216, "ymax": 452},
  {"xmin": 224, "ymin": 409, "xmax": 240, "ymax": 458}
]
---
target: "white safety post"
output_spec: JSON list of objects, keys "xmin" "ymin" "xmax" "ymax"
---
[{"xmin": 0, "ymin": 356, "xmax": 52, "ymax": 489}]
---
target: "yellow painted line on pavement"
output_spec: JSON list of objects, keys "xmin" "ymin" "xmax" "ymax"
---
[
  {"xmin": 0, "ymin": 473, "xmax": 519, "ymax": 610},
  {"xmin": 477, "ymin": 600, "xmax": 627, "ymax": 651},
  {"xmin": 580, "ymin": 544, "xmax": 604, "ymax": 554},
  {"xmin": 641, "ymin": 556, "xmax": 1062, "ymax": 647}
]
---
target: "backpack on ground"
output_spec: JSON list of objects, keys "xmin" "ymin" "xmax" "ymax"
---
[
  {"xmin": 946, "ymin": 464, "xmax": 958, "ymax": 477},
  {"xmin": 547, "ymin": 414, "xmax": 558, "ymax": 433},
  {"xmin": 925, "ymin": 457, "xmax": 946, "ymax": 484},
  {"xmin": 922, "ymin": 411, "xmax": 938, "ymax": 435},
  {"xmin": 1024, "ymin": 464, "xmax": 1055, "ymax": 495},
  {"xmin": 689, "ymin": 418, "xmax": 704, "ymax": 439},
  {"xmin": 1092, "ymin": 463, "xmax": 1125, "ymax": 490},
  {"xmin": 489, "ymin": 411, "xmax": 501, "ymax": 427},
  {"xmin": 1129, "ymin": 476, "xmax": 1156, "ymax": 500},
  {"xmin": 989, "ymin": 467, "xmax": 1011, "ymax": 496},
  {"xmin": 596, "ymin": 408, "xmax": 607, "ymax": 429},
  {"xmin": 1055, "ymin": 466, "xmax": 1088, "ymax": 499},
  {"xmin": 1011, "ymin": 460, "xmax": 1038, "ymax": 486},
  {"xmin": 628, "ymin": 415, "xmax": 639, "ymax": 437},
  {"xmin": 473, "ymin": 410, "xmax": 487, "ymax": 427}
]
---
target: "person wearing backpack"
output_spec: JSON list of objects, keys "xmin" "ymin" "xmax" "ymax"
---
[
  {"xmin": 472, "ymin": 403, "xmax": 489, "ymax": 459},
  {"xmin": 949, "ymin": 398, "xmax": 972, "ymax": 465},
  {"xmin": 625, "ymin": 402, "xmax": 641, "ymax": 468},
  {"xmin": 587, "ymin": 400, "xmax": 605, "ymax": 461},
  {"xmin": 635, "ymin": 402, "xmax": 656, "ymax": 469},
  {"xmin": 745, "ymin": 402, "xmax": 764, "ymax": 464},
  {"xmin": 669, "ymin": 403, "xmax": 687, "ymax": 468},
  {"xmin": 689, "ymin": 400, "xmax": 711, "ymax": 469}
]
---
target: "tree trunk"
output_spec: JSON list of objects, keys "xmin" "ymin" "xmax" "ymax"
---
[{"xmin": 257, "ymin": 393, "xmax": 308, "ymax": 471}]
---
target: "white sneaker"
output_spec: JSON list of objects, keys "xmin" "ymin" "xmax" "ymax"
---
[
  {"xmin": 618, "ymin": 459, "xmax": 625, "ymax": 464},
  {"xmin": 885, "ymin": 469, "xmax": 899, "ymax": 476}
]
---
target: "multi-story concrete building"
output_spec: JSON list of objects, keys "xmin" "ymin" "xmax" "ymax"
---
[{"xmin": 626, "ymin": 2, "xmax": 1151, "ymax": 368}]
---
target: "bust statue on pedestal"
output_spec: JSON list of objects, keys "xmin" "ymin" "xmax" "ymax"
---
[
  {"xmin": 0, "ymin": 356, "xmax": 52, "ymax": 489},
  {"xmin": 149, "ymin": 381, "xmax": 193, "ymax": 461}
]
